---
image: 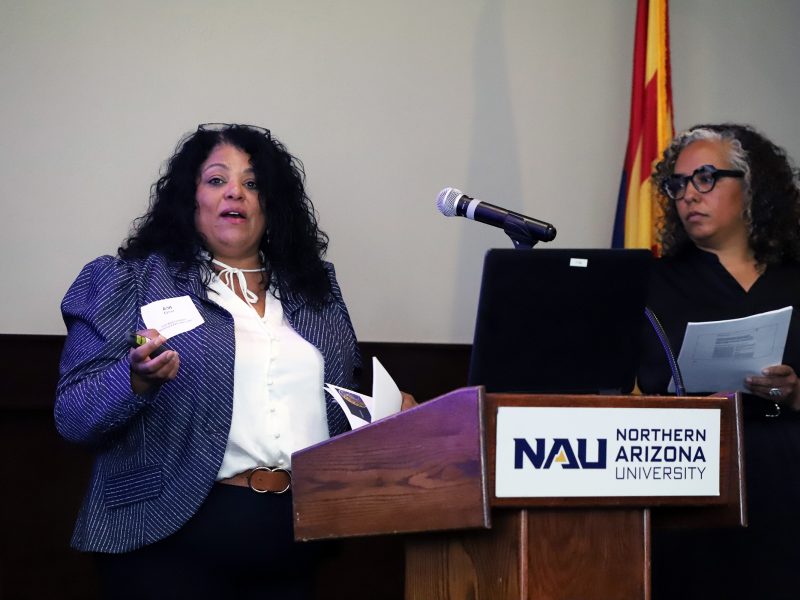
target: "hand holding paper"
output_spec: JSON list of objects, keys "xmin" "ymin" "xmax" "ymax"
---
[{"xmin": 669, "ymin": 306, "xmax": 792, "ymax": 393}]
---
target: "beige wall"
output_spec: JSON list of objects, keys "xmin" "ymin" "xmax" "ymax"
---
[{"xmin": 2, "ymin": 0, "xmax": 799, "ymax": 342}]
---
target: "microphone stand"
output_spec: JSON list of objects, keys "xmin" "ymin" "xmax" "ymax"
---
[{"xmin": 503, "ymin": 214, "xmax": 540, "ymax": 249}]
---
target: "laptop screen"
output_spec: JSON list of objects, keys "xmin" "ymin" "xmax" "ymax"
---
[{"xmin": 468, "ymin": 248, "xmax": 652, "ymax": 394}]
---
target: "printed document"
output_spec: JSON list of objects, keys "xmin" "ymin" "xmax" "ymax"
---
[
  {"xmin": 669, "ymin": 306, "xmax": 792, "ymax": 393},
  {"xmin": 325, "ymin": 357, "xmax": 403, "ymax": 429}
]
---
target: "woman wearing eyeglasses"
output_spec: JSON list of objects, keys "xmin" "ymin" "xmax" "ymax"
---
[
  {"xmin": 638, "ymin": 123, "xmax": 800, "ymax": 599},
  {"xmin": 55, "ymin": 124, "xmax": 412, "ymax": 598}
]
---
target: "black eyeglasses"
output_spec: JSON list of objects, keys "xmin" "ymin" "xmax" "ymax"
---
[
  {"xmin": 197, "ymin": 123, "xmax": 271, "ymax": 137},
  {"xmin": 661, "ymin": 164, "xmax": 745, "ymax": 201}
]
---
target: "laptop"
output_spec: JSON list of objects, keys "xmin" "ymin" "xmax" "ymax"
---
[{"xmin": 467, "ymin": 248, "xmax": 653, "ymax": 394}]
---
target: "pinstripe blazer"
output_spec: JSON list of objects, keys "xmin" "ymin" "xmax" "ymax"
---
[{"xmin": 55, "ymin": 253, "xmax": 359, "ymax": 553}]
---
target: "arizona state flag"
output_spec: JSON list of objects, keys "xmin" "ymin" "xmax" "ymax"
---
[{"xmin": 612, "ymin": 0, "xmax": 674, "ymax": 253}]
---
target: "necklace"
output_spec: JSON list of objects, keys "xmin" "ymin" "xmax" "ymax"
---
[{"xmin": 211, "ymin": 257, "xmax": 266, "ymax": 307}]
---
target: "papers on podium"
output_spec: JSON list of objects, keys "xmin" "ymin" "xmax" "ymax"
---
[
  {"xmin": 325, "ymin": 357, "xmax": 403, "ymax": 429},
  {"xmin": 669, "ymin": 306, "xmax": 792, "ymax": 393}
]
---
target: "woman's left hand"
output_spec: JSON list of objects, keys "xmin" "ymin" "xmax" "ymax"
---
[
  {"xmin": 746, "ymin": 364, "xmax": 800, "ymax": 411},
  {"xmin": 400, "ymin": 391, "xmax": 418, "ymax": 411}
]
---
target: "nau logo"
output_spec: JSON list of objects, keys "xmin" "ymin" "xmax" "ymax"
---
[{"xmin": 514, "ymin": 438, "xmax": 607, "ymax": 469}]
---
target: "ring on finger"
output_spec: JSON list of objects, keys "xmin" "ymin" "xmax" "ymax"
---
[{"xmin": 768, "ymin": 387, "xmax": 782, "ymax": 399}]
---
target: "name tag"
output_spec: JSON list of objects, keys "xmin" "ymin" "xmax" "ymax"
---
[{"xmin": 140, "ymin": 295, "xmax": 205, "ymax": 338}]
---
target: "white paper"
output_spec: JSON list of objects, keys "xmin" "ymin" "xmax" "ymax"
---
[
  {"xmin": 669, "ymin": 306, "xmax": 792, "ymax": 393},
  {"xmin": 370, "ymin": 357, "xmax": 403, "ymax": 420},
  {"xmin": 325, "ymin": 384, "xmax": 372, "ymax": 429},
  {"xmin": 140, "ymin": 295, "xmax": 205, "ymax": 338},
  {"xmin": 325, "ymin": 357, "xmax": 403, "ymax": 430}
]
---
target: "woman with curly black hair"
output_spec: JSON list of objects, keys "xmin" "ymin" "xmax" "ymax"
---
[
  {"xmin": 119, "ymin": 124, "xmax": 333, "ymax": 305},
  {"xmin": 639, "ymin": 124, "xmax": 800, "ymax": 599},
  {"xmin": 653, "ymin": 123, "xmax": 800, "ymax": 269},
  {"xmin": 54, "ymin": 124, "xmax": 410, "ymax": 598}
]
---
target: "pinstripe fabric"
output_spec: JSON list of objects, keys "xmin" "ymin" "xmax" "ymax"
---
[{"xmin": 55, "ymin": 254, "xmax": 359, "ymax": 553}]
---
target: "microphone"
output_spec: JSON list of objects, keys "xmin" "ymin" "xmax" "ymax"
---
[{"xmin": 436, "ymin": 187, "xmax": 557, "ymax": 245}]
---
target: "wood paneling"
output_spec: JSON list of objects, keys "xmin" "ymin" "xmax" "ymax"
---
[
  {"xmin": 405, "ymin": 508, "xmax": 649, "ymax": 600},
  {"xmin": 405, "ymin": 510, "xmax": 523, "ymax": 600},
  {"xmin": 1, "ymin": 334, "xmax": 471, "ymax": 599}
]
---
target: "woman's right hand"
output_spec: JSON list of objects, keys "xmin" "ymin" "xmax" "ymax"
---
[{"xmin": 129, "ymin": 329, "xmax": 180, "ymax": 395}]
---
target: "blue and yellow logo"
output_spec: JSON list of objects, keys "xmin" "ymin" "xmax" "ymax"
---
[{"xmin": 514, "ymin": 438, "xmax": 607, "ymax": 469}]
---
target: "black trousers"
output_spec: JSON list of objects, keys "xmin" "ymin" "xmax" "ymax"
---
[{"xmin": 95, "ymin": 484, "xmax": 322, "ymax": 599}]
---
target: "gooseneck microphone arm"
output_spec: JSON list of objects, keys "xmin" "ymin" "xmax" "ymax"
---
[
  {"xmin": 436, "ymin": 187, "xmax": 557, "ymax": 249},
  {"xmin": 644, "ymin": 307, "xmax": 686, "ymax": 396}
]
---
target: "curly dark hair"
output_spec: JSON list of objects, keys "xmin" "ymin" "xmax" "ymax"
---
[
  {"xmin": 652, "ymin": 123, "xmax": 800, "ymax": 265},
  {"xmin": 119, "ymin": 124, "xmax": 331, "ymax": 304}
]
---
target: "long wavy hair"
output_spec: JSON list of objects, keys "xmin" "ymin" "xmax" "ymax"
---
[
  {"xmin": 651, "ymin": 123, "xmax": 800, "ymax": 265},
  {"xmin": 119, "ymin": 124, "xmax": 331, "ymax": 304}
]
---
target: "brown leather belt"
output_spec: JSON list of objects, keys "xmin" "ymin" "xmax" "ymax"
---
[{"xmin": 218, "ymin": 467, "xmax": 291, "ymax": 494}]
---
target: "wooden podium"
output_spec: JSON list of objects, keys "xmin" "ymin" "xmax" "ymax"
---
[{"xmin": 292, "ymin": 388, "xmax": 744, "ymax": 600}]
